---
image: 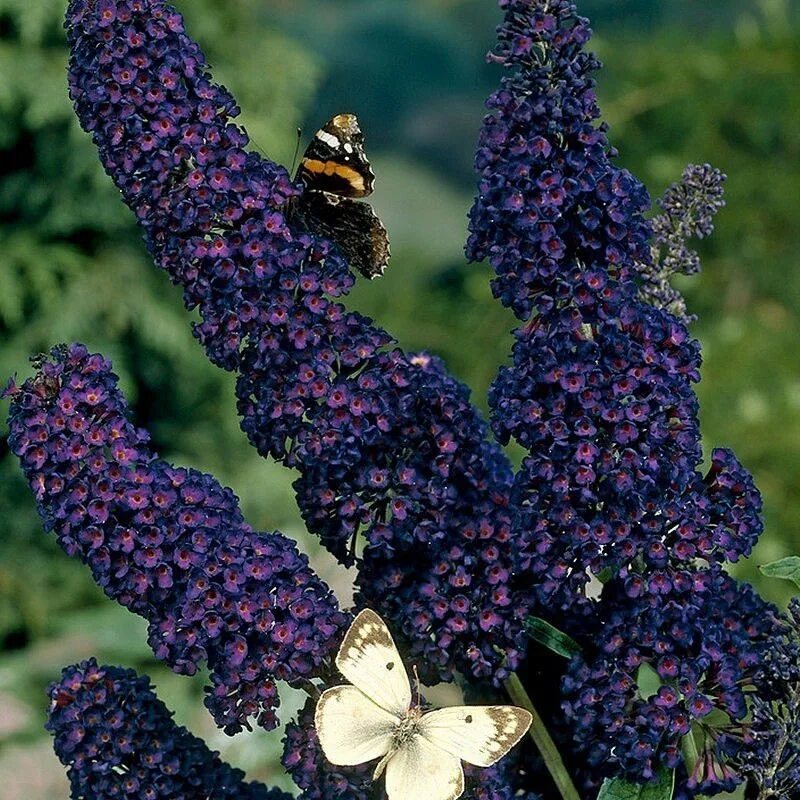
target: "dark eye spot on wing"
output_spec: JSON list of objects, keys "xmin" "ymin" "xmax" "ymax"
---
[
  {"xmin": 465, "ymin": 715, "xmax": 473, "ymax": 724},
  {"xmin": 386, "ymin": 662, "xmax": 395, "ymax": 670}
]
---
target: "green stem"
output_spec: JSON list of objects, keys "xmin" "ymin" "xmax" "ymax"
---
[{"xmin": 504, "ymin": 672, "xmax": 581, "ymax": 800}]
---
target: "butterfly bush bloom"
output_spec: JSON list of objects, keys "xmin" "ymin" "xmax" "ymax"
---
[
  {"xmin": 468, "ymin": 0, "xmax": 774, "ymax": 787},
  {"xmin": 65, "ymin": 0, "xmax": 528, "ymax": 687},
  {"xmin": 468, "ymin": 0, "xmax": 761, "ymax": 615},
  {"xmin": 22, "ymin": 1, "xmax": 786, "ymax": 798},
  {"xmin": 641, "ymin": 163, "xmax": 727, "ymax": 324},
  {"xmin": 5, "ymin": 344, "xmax": 346, "ymax": 734},
  {"xmin": 47, "ymin": 658, "xmax": 292, "ymax": 800}
]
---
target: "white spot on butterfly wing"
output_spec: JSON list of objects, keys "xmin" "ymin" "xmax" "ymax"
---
[{"xmin": 316, "ymin": 129, "xmax": 341, "ymax": 149}]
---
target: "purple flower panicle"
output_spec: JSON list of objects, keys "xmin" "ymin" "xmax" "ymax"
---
[
  {"xmin": 65, "ymin": 0, "xmax": 527, "ymax": 687},
  {"xmin": 468, "ymin": 0, "xmax": 650, "ymax": 319},
  {"xmin": 468, "ymin": 0, "xmax": 770, "ymax": 788},
  {"xmin": 734, "ymin": 599, "xmax": 800, "ymax": 800},
  {"xmin": 5, "ymin": 344, "xmax": 346, "ymax": 733},
  {"xmin": 469, "ymin": 0, "xmax": 763, "ymax": 620},
  {"xmin": 46, "ymin": 658, "xmax": 291, "ymax": 800},
  {"xmin": 349, "ymin": 354, "xmax": 522, "ymax": 683}
]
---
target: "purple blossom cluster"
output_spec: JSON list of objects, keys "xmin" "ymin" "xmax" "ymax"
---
[
  {"xmin": 468, "ymin": 2, "xmax": 649, "ymax": 319},
  {"xmin": 4, "ymin": 344, "xmax": 346, "ymax": 733},
  {"xmin": 46, "ymin": 658, "xmax": 291, "ymax": 800},
  {"xmin": 469, "ymin": 0, "xmax": 762, "ymax": 616},
  {"xmin": 642, "ymin": 163, "xmax": 728, "ymax": 324},
  {"xmin": 563, "ymin": 570, "xmax": 779, "ymax": 791},
  {"xmin": 283, "ymin": 698, "xmax": 540, "ymax": 800},
  {"xmin": 350, "ymin": 354, "xmax": 522, "ymax": 683},
  {"xmin": 467, "ymin": 0, "xmax": 773, "ymax": 788},
  {"xmin": 64, "ymin": 0, "xmax": 527, "ymax": 688}
]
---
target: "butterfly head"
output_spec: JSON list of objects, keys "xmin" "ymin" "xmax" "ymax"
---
[{"xmin": 327, "ymin": 113, "xmax": 363, "ymax": 142}]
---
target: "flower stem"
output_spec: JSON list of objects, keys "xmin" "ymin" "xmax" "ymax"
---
[{"xmin": 504, "ymin": 672, "xmax": 581, "ymax": 800}]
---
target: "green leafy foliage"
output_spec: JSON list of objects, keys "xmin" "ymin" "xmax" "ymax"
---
[
  {"xmin": 525, "ymin": 617, "xmax": 582, "ymax": 659},
  {"xmin": 635, "ymin": 663, "xmax": 663, "ymax": 701},
  {"xmin": 596, "ymin": 768, "xmax": 675, "ymax": 800},
  {"xmin": 760, "ymin": 556, "xmax": 800, "ymax": 590}
]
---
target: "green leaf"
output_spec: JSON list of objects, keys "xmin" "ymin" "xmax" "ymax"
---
[
  {"xmin": 636, "ymin": 662, "xmax": 662, "ymax": 700},
  {"xmin": 759, "ymin": 557, "xmax": 800, "ymax": 590},
  {"xmin": 596, "ymin": 768, "xmax": 675, "ymax": 800},
  {"xmin": 595, "ymin": 566, "xmax": 617, "ymax": 584},
  {"xmin": 524, "ymin": 617, "xmax": 582, "ymax": 659}
]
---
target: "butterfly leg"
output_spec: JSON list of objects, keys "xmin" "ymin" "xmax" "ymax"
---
[{"xmin": 373, "ymin": 749, "xmax": 394, "ymax": 780}]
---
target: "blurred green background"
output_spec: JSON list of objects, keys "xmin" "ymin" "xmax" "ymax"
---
[{"xmin": 0, "ymin": 0, "xmax": 798, "ymax": 796}]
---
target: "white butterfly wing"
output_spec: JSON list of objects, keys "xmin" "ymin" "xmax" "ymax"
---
[
  {"xmin": 384, "ymin": 733, "xmax": 464, "ymax": 800},
  {"xmin": 314, "ymin": 685, "xmax": 398, "ymax": 766},
  {"xmin": 336, "ymin": 608, "xmax": 412, "ymax": 715},
  {"xmin": 418, "ymin": 706, "xmax": 532, "ymax": 767}
]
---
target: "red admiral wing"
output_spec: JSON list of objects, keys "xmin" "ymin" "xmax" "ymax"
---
[
  {"xmin": 297, "ymin": 113, "xmax": 375, "ymax": 198},
  {"xmin": 292, "ymin": 113, "xmax": 390, "ymax": 279},
  {"xmin": 293, "ymin": 191, "xmax": 390, "ymax": 280}
]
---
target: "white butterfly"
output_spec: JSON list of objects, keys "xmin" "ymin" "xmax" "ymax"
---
[{"xmin": 314, "ymin": 609, "xmax": 533, "ymax": 800}]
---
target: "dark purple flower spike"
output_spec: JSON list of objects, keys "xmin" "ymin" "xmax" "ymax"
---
[
  {"xmin": 7, "ymin": 344, "xmax": 347, "ymax": 733},
  {"xmin": 64, "ymin": 0, "xmax": 532, "ymax": 689},
  {"xmin": 47, "ymin": 658, "xmax": 293, "ymax": 800},
  {"xmin": 468, "ymin": 0, "xmax": 774, "ymax": 790},
  {"xmin": 642, "ymin": 163, "xmax": 727, "ymax": 324}
]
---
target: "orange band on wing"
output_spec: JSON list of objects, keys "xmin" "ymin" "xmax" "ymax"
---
[{"xmin": 302, "ymin": 158, "xmax": 366, "ymax": 193}]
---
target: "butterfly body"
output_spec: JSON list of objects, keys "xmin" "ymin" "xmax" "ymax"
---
[
  {"xmin": 290, "ymin": 114, "xmax": 390, "ymax": 279},
  {"xmin": 314, "ymin": 609, "xmax": 532, "ymax": 800},
  {"xmin": 372, "ymin": 704, "xmax": 424, "ymax": 779}
]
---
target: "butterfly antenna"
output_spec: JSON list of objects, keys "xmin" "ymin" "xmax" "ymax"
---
[
  {"xmin": 290, "ymin": 126, "xmax": 303, "ymax": 175},
  {"xmin": 248, "ymin": 134, "xmax": 271, "ymax": 159},
  {"xmin": 413, "ymin": 665, "xmax": 421, "ymax": 708}
]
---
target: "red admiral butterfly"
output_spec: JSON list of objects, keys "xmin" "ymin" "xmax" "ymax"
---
[{"xmin": 290, "ymin": 114, "xmax": 390, "ymax": 280}]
